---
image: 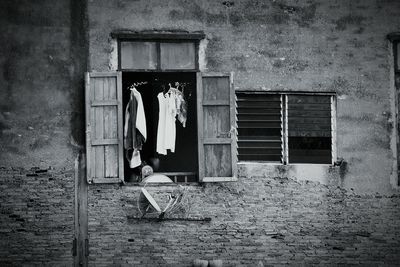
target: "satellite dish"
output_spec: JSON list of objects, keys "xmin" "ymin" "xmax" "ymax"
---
[
  {"xmin": 141, "ymin": 174, "xmax": 173, "ymax": 184},
  {"xmin": 137, "ymin": 182, "xmax": 188, "ymax": 219},
  {"xmin": 140, "ymin": 188, "xmax": 161, "ymax": 213}
]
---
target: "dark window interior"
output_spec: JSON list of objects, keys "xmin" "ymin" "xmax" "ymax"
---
[
  {"xmin": 236, "ymin": 93, "xmax": 282, "ymax": 162},
  {"xmin": 122, "ymin": 72, "xmax": 198, "ymax": 181},
  {"xmin": 288, "ymin": 95, "xmax": 332, "ymax": 164}
]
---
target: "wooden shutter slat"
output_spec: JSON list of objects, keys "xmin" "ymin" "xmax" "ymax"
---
[
  {"xmin": 92, "ymin": 139, "xmax": 119, "ymax": 146},
  {"xmin": 238, "ymin": 121, "xmax": 281, "ymax": 129},
  {"xmin": 238, "ymin": 147, "xmax": 281, "ymax": 154},
  {"xmin": 238, "ymin": 143, "xmax": 281, "ymax": 149},
  {"xmin": 204, "ymin": 138, "xmax": 231, "ymax": 144},
  {"xmin": 237, "ymin": 102, "xmax": 281, "ymax": 109},
  {"xmin": 238, "ymin": 119, "xmax": 281, "ymax": 123},
  {"xmin": 103, "ymin": 79, "xmax": 118, "ymax": 179},
  {"xmin": 203, "ymin": 100, "xmax": 230, "ymax": 106},
  {"xmin": 85, "ymin": 72, "xmax": 124, "ymax": 183},
  {"xmin": 238, "ymin": 154, "xmax": 282, "ymax": 162},
  {"xmin": 237, "ymin": 98, "xmax": 281, "ymax": 102},
  {"xmin": 91, "ymin": 100, "xmax": 119, "ymax": 106},
  {"xmin": 91, "ymin": 178, "xmax": 121, "ymax": 184},
  {"xmin": 238, "ymin": 136, "xmax": 281, "ymax": 141},
  {"xmin": 93, "ymin": 77, "xmax": 105, "ymax": 179}
]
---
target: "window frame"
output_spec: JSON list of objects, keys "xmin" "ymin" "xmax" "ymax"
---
[
  {"xmin": 236, "ymin": 91, "xmax": 337, "ymax": 166},
  {"xmin": 107, "ymin": 32, "xmax": 237, "ymax": 184},
  {"xmin": 113, "ymin": 32, "xmax": 204, "ymax": 72}
]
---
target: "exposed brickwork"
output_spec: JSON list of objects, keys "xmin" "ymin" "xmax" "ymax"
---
[
  {"xmin": 88, "ymin": 174, "xmax": 400, "ymax": 266},
  {"xmin": 0, "ymin": 167, "xmax": 74, "ymax": 266}
]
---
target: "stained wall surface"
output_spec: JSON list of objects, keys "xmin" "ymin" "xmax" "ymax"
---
[
  {"xmin": 86, "ymin": 0, "xmax": 400, "ymax": 266},
  {"xmin": 0, "ymin": 0, "xmax": 87, "ymax": 265},
  {"xmin": 88, "ymin": 0, "xmax": 400, "ymax": 194}
]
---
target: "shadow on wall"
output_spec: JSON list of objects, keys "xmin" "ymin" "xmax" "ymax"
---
[{"xmin": 69, "ymin": 0, "xmax": 88, "ymax": 149}]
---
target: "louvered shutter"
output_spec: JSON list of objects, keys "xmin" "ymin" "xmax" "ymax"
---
[
  {"xmin": 85, "ymin": 72, "xmax": 124, "ymax": 183},
  {"xmin": 236, "ymin": 93, "xmax": 283, "ymax": 162},
  {"xmin": 197, "ymin": 73, "xmax": 237, "ymax": 182}
]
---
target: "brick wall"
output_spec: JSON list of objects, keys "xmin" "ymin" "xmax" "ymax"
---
[
  {"xmin": 88, "ymin": 173, "xmax": 400, "ymax": 266},
  {"xmin": 0, "ymin": 167, "xmax": 74, "ymax": 266}
]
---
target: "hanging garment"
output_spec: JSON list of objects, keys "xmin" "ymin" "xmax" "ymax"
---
[
  {"xmin": 156, "ymin": 92, "xmax": 168, "ymax": 155},
  {"xmin": 156, "ymin": 91, "xmax": 178, "ymax": 155},
  {"xmin": 164, "ymin": 91, "xmax": 177, "ymax": 152},
  {"xmin": 124, "ymin": 91, "xmax": 140, "ymax": 149},
  {"xmin": 175, "ymin": 92, "xmax": 187, "ymax": 127},
  {"xmin": 124, "ymin": 89, "xmax": 147, "ymax": 168},
  {"xmin": 129, "ymin": 149, "xmax": 142, "ymax": 168},
  {"xmin": 132, "ymin": 88, "xmax": 147, "ymax": 140}
]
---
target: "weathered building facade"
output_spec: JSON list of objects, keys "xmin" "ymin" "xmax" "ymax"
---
[{"xmin": 1, "ymin": 0, "xmax": 400, "ymax": 266}]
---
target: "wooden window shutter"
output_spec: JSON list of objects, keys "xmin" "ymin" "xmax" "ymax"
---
[
  {"xmin": 85, "ymin": 72, "xmax": 124, "ymax": 183},
  {"xmin": 197, "ymin": 73, "xmax": 238, "ymax": 182}
]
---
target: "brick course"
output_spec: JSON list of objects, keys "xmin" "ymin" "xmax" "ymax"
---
[
  {"xmin": 88, "ymin": 174, "xmax": 400, "ymax": 266},
  {"xmin": 0, "ymin": 167, "xmax": 74, "ymax": 266}
]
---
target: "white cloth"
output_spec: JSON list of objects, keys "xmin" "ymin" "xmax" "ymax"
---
[
  {"xmin": 165, "ymin": 92, "xmax": 177, "ymax": 152},
  {"xmin": 156, "ymin": 92, "xmax": 177, "ymax": 155},
  {"xmin": 129, "ymin": 149, "xmax": 142, "ymax": 168},
  {"xmin": 156, "ymin": 92, "xmax": 168, "ymax": 155},
  {"xmin": 124, "ymin": 105, "xmax": 130, "ymax": 139},
  {"xmin": 123, "ymin": 88, "xmax": 146, "ymax": 168},
  {"xmin": 133, "ymin": 88, "xmax": 147, "ymax": 141}
]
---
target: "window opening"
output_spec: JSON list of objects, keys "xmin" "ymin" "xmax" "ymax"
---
[
  {"xmin": 122, "ymin": 72, "xmax": 198, "ymax": 183},
  {"xmin": 236, "ymin": 92, "xmax": 334, "ymax": 164},
  {"xmin": 287, "ymin": 95, "xmax": 332, "ymax": 164}
]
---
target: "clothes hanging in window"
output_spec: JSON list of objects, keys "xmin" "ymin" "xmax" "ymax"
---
[
  {"xmin": 156, "ymin": 92, "xmax": 167, "ymax": 155},
  {"xmin": 156, "ymin": 91, "xmax": 178, "ymax": 155},
  {"xmin": 165, "ymin": 91, "xmax": 177, "ymax": 152},
  {"xmin": 124, "ymin": 88, "xmax": 147, "ymax": 168},
  {"xmin": 175, "ymin": 92, "xmax": 187, "ymax": 127}
]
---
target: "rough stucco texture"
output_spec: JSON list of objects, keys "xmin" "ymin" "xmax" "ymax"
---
[
  {"xmin": 88, "ymin": 175, "xmax": 400, "ymax": 266},
  {"xmin": 88, "ymin": 0, "xmax": 400, "ymax": 194},
  {"xmin": 0, "ymin": 0, "xmax": 87, "ymax": 169}
]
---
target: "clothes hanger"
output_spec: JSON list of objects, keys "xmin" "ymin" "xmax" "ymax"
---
[{"xmin": 127, "ymin": 82, "xmax": 148, "ymax": 91}]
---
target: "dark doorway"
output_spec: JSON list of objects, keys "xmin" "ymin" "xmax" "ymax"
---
[{"xmin": 122, "ymin": 72, "xmax": 198, "ymax": 182}]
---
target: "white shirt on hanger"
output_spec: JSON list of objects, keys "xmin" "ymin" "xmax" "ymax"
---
[
  {"xmin": 156, "ymin": 92, "xmax": 168, "ymax": 155},
  {"xmin": 157, "ymin": 91, "xmax": 178, "ymax": 155}
]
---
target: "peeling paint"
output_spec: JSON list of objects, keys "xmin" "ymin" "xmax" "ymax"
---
[
  {"xmin": 198, "ymin": 38, "xmax": 208, "ymax": 72},
  {"xmin": 109, "ymin": 38, "xmax": 118, "ymax": 71}
]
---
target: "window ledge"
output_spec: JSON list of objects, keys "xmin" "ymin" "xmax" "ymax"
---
[
  {"xmin": 111, "ymin": 30, "xmax": 206, "ymax": 40},
  {"xmin": 238, "ymin": 161, "xmax": 334, "ymax": 166},
  {"xmin": 122, "ymin": 182, "xmax": 201, "ymax": 187},
  {"xmin": 202, "ymin": 177, "xmax": 238, "ymax": 182}
]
